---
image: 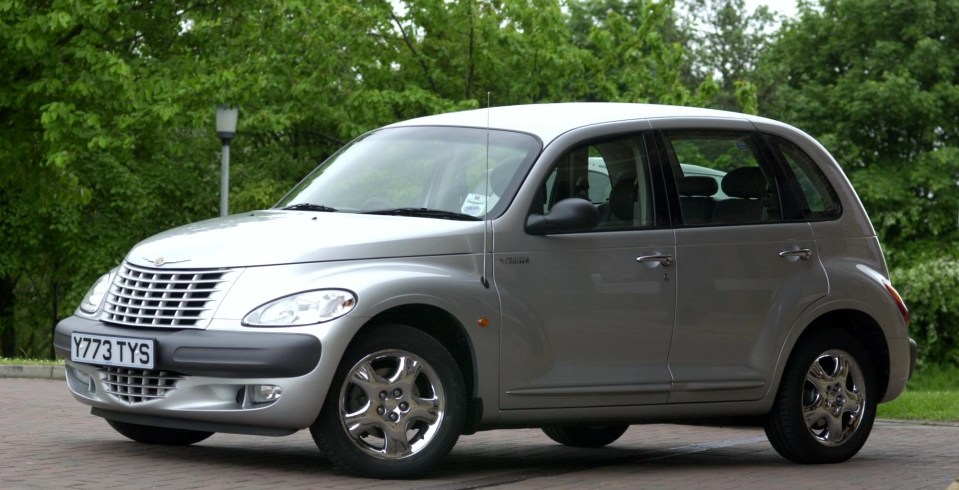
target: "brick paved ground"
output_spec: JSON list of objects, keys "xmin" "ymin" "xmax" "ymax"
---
[{"xmin": 2, "ymin": 378, "xmax": 956, "ymax": 489}]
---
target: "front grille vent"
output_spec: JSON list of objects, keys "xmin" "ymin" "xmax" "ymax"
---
[
  {"xmin": 102, "ymin": 262, "xmax": 236, "ymax": 328},
  {"xmin": 101, "ymin": 367, "xmax": 182, "ymax": 404}
]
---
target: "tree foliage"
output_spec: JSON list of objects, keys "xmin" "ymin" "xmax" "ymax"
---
[
  {"xmin": 0, "ymin": 0, "xmax": 707, "ymax": 357},
  {"xmin": 680, "ymin": 0, "xmax": 780, "ymax": 112},
  {"xmin": 2, "ymin": 0, "xmax": 956, "ymax": 366},
  {"xmin": 1, "ymin": 0, "xmax": 220, "ymax": 356},
  {"xmin": 759, "ymin": 0, "xmax": 959, "ymax": 365},
  {"xmin": 761, "ymin": 0, "xmax": 959, "ymax": 263},
  {"xmin": 894, "ymin": 258, "xmax": 959, "ymax": 366}
]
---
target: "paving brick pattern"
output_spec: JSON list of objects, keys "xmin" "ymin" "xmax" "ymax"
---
[{"xmin": 2, "ymin": 378, "xmax": 956, "ymax": 489}]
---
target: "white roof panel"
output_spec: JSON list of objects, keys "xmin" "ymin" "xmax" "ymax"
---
[{"xmin": 387, "ymin": 102, "xmax": 775, "ymax": 144}]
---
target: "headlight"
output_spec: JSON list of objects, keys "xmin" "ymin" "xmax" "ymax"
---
[
  {"xmin": 243, "ymin": 289, "xmax": 357, "ymax": 327},
  {"xmin": 77, "ymin": 272, "xmax": 113, "ymax": 316}
]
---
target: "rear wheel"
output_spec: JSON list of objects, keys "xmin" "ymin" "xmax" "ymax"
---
[
  {"xmin": 311, "ymin": 324, "xmax": 466, "ymax": 479},
  {"xmin": 106, "ymin": 420, "xmax": 213, "ymax": 446},
  {"xmin": 542, "ymin": 424, "xmax": 629, "ymax": 448},
  {"xmin": 765, "ymin": 330, "xmax": 876, "ymax": 464}
]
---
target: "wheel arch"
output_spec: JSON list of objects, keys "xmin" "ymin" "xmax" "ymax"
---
[
  {"xmin": 354, "ymin": 303, "xmax": 481, "ymax": 433},
  {"xmin": 786, "ymin": 309, "xmax": 890, "ymax": 401}
]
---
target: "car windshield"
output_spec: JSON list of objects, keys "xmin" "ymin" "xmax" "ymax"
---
[{"xmin": 276, "ymin": 126, "xmax": 542, "ymax": 219}]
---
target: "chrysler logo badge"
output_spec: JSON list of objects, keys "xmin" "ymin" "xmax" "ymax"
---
[{"xmin": 144, "ymin": 256, "xmax": 190, "ymax": 267}]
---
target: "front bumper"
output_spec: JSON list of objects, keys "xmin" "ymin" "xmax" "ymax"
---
[
  {"xmin": 54, "ymin": 316, "xmax": 331, "ymax": 431},
  {"xmin": 54, "ymin": 316, "xmax": 321, "ymax": 378}
]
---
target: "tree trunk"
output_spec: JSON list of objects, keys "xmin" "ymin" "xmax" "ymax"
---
[{"xmin": 0, "ymin": 276, "xmax": 17, "ymax": 357}]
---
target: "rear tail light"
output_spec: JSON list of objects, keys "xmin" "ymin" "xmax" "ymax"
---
[{"xmin": 883, "ymin": 280, "xmax": 910, "ymax": 325}]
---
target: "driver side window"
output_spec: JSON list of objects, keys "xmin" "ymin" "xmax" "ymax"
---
[{"xmin": 538, "ymin": 135, "xmax": 653, "ymax": 229}]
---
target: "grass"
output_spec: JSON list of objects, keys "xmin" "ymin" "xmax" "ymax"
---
[
  {"xmin": 0, "ymin": 356, "xmax": 954, "ymax": 421},
  {"xmin": 0, "ymin": 357, "xmax": 63, "ymax": 366},
  {"xmin": 877, "ymin": 364, "xmax": 959, "ymax": 422},
  {"xmin": 878, "ymin": 391, "xmax": 959, "ymax": 422},
  {"xmin": 900, "ymin": 363, "xmax": 959, "ymax": 391}
]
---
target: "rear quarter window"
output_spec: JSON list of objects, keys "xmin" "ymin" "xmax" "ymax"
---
[{"xmin": 767, "ymin": 136, "xmax": 842, "ymax": 220}]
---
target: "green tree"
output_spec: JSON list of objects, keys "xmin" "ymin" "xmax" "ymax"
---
[
  {"xmin": 680, "ymin": 0, "xmax": 780, "ymax": 113},
  {"xmin": 762, "ymin": 0, "xmax": 959, "ymax": 265},
  {"xmin": 0, "ymin": 0, "xmax": 226, "ymax": 356},
  {"xmin": 564, "ymin": 0, "xmax": 720, "ymax": 105},
  {"xmin": 0, "ymin": 0, "xmax": 714, "ymax": 358},
  {"xmin": 760, "ymin": 0, "xmax": 959, "ymax": 364}
]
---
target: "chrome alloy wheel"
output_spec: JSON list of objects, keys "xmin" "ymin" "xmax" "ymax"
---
[
  {"xmin": 337, "ymin": 349, "xmax": 446, "ymax": 460},
  {"xmin": 802, "ymin": 349, "xmax": 867, "ymax": 446}
]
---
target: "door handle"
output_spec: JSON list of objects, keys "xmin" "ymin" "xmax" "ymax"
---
[
  {"xmin": 778, "ymin": 248, "xmax": 812, "ymax": 261},
  {"xmin": 637, "ymin": 254, "xmax": 674, "ymax": 266}
]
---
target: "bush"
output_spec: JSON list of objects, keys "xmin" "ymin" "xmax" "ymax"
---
[{"xmin": 893, "ymin": 258, "xmax": 959, "ymax": 366}]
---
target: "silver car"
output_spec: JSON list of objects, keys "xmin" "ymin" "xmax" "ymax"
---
[{"xmin": 55, "ymin": 103, "xmax": 916, "ymax": 479}]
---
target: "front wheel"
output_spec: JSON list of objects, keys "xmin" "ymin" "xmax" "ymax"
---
[
  {"xmin": 764, "ymin": 330, "xmax": 876, "ymax": 464},
  {"xmin": 106, "ymin": 420, "xmax": 213, "ymax": 446},
  {"xmin": 311, "ymin": 324, "xmax": 466, "ymax": 479},
  {"xmin": 542, "ymin": 424, "xmax": 629, "ymax": 448}
]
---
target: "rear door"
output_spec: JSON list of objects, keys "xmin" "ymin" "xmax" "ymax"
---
[{"xmin": 650, "ymin": 123, "xmax": 829, "ymax": 403}]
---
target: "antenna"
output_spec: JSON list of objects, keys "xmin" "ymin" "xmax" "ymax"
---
[{"xmin": 480, "ymin": 92, "xmax": 491, "ymax": 289}]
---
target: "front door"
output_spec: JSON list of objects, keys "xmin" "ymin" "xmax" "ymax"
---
[{"xmin": 496, "ymin": 133, "xmax": 677, "ymax": 409}]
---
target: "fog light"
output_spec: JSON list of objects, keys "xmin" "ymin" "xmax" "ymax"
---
[
  {"xmin": 68, "ymin": 366, "xmax": 96, "ymax": 395},
  {"xmin": 252, "ymin": 385, "xmax": 282, "ymax": 403},
  {"xmin": 73, "ymin": 367, "xmax": 91, "ymax": 385}
]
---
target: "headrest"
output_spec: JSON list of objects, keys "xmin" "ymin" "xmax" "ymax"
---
[
  {"xmin": 678, "ymin": 176, "xmax": 718, "ymax": 197},
  {"xmin": 608, "ymin": 178, "xmax": 636, "ymax": 220},
  {"xmin": 721, "ymin": 167, "xmax": 767, "ymax": 199}
]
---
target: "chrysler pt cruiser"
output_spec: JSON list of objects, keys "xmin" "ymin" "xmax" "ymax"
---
[{"xmin": 55, "ymin": 103, "xmax": 916, "ymax": 478}]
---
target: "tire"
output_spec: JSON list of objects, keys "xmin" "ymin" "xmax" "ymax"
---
[
  {"xmin": 542, "ymin": 424, "xmax": 630, "ymax": 448},
  {"xmin": 106, "ymin": 419, "xmax": 213, "ymax": 446},
  {"xmin": 764, "ymin": 330, "xmax": 876, "ymax": 464},
  {"xmin": 311, "ymin": 324, "xmax": 466, "ymax": 479}
]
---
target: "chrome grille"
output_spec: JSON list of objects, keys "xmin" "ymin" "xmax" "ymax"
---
[
  {"xmin": 102, "ymin": 262, "xmax": 236, "ymax": 328},
  {"xmin": 101, "ymin": 367, "xmax": 182, "ymax": 404}
]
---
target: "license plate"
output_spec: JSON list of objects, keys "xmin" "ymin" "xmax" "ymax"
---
[{"xmin": 71, "ymin": 333, "xmax": 156, "ymax": 369}]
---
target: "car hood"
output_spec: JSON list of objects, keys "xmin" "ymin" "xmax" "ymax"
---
[{"xmin": 126, "ymin": 211, "xmax": 483, "ymax": 269}]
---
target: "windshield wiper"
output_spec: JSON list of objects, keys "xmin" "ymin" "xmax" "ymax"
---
[
  {"xmin": 282, "ymin": 203, "xmax": 338, "ymax": 212},
  {"xmin": 363, "ymin": 207, "xmax": 481, "ymax": 221}
]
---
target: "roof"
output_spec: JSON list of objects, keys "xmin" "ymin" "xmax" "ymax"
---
[{"xmin": 388, "ymin": 102, "xmax": 777, "ymax": 144}]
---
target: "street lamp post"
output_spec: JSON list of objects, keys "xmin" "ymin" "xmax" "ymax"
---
[{"xmin": 216, "ymin": 105, "xmax": 239, "ymax": 217}]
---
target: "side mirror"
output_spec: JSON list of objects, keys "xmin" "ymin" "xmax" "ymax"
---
[{"xmin": 526, "ymin": 198, "xmax": 600, "ymax": 235}]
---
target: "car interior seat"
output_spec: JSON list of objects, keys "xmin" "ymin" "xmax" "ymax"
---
[
  {"xmin": 678, "ymin": 176, "xmax": 718, "ymax": 225},
  {"xmin": 712, "ymin": 167, "xmax": 768, "ymax": 224}
]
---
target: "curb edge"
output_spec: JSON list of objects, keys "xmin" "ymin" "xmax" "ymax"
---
[{"xmin": 0, "ymin": 365, "xmax": 66, "ymax": 380}]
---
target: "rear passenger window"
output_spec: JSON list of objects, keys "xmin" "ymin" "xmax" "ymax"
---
[
  {"xmin": 663, "ymin": 131, "xmax": 782, "ymax": 225},
  {"xmin": 768, "ymin": 137, "xmax": 842, "ymax": 220}
]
